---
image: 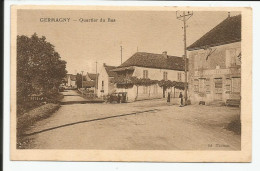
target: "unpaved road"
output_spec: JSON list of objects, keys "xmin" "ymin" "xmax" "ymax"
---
[{"xmin": 20, "ymin": 90, "xmax": 241, "ymax": 150}]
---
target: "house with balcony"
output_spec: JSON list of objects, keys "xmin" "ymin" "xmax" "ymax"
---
[
  {"xmin": 187, "ymin": 15, "xmax": 241, "ymax": 105},
  {"xmin": 111, "ymin": 51, "xmax": 186, "ymax": 102}
]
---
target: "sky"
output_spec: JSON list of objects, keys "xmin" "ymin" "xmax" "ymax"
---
[{"xmin": 17, "ymin": 10, "xmax": 241, "ymax": 74}]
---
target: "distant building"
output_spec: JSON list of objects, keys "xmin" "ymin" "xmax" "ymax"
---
[
  {"xmin": 112, "ymin": 51, "xmax": 186, "ymax": 102},
  {"xmin": 97, "ymin": 64, "xmax": 118, "ymax": 97},
  {"xmin": 187, "ymin": 15, "xmax": 241, "ymax": 104},
  {"xmin": 86, "ymin": 72, "xmax": 98, "ymax": 82},
  {"xmin": 65, "ymin": 74, "xmax": 77, "ymax": 88},
  {"xmin": 83, "ymin": 72, "xmax": 98, "ymax": 92}
]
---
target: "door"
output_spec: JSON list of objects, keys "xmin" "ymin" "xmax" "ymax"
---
[
  {"xmin": 214, "ymin": 78, "xmax": 223, "ymax": 100},
  {"xmin": 163, "ymin": 86, "xmax": 166, "ymax": 98}
]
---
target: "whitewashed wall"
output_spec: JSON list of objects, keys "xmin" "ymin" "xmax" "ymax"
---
[
  {"xmin": 133, "ymin": 66, "xmax": 185, "ymax": 82},
  {"xmin": 97, "ymin": 66, "xmax": 109, "ymax": 97}
]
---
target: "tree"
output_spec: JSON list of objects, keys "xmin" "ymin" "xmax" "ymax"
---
[
  {"xmin": 17, "ymin": 33, "xmax": 67, "ymax": 102},
  {"xmin": 76, "ymin": 73, "xmax": 83, "ymax": 88}
]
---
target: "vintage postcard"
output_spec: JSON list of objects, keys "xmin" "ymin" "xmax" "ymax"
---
[{"xmin": 10, "ymin": 6, "xmax": 252, "ymax": 162}]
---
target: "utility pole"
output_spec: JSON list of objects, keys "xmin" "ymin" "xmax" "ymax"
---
[
  {"xmin": 81, "ymin": 71, "xmax": 84, "ymax": 95},
  {"xmin": 95, "ymin": 61, "xmax": 98, "ymax": 96},
  {"xmin": 176, "ymin": 11, "xmax": 193, "ymax": 105},
  {"xmin": 120, "ymin": 46, "xmax": 123, "ymax": 64}
]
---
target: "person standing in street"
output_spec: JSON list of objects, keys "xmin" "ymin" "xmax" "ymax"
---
[
  {"xmin": 179, "ymin": 92, "xmax": 183, "ymax": 107},
  {"xmin": 167, "ymin": 92, "xmax": 171, "ymax": 104}
]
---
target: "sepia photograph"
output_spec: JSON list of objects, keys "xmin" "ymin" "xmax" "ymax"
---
[{"xmin": 10, "ymin": 6, "xmax": 252, "ymax": 162}]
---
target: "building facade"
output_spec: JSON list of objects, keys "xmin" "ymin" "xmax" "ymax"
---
[
  {"xmin": 112, "ymin": 52, "xmax": 186, "ymax": 102},
  {"xmin": 97, "ymin": 64, "xmax": 118, "ymax": 97},
  {"xmin": 187, "ymin": 15, "xmax": 241, "ymax": 105}
]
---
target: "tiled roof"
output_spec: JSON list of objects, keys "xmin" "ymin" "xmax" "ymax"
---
[
  {"xmin": 83, "ymin": 81, "xmax": 95, "ymax": 88},
  {"xmin": 118, "ymin": 52, "xmax": 185, "ymax": 71},
  {"xmin": 87, "ymin": 73, "xmax": 98, "ymax": 80},
  {"xmin": 187, "ymin": 15, "xmax": 241, "ymax": 51},
  {"xmin": 83, "ymin": 75, "xmax": 87, "ymax": 81},
  {"xmin": 104, "ymin": 64, "xmax": 118, "ymax": 77}
]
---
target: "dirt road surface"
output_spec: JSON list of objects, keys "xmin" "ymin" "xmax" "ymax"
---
[{"xmin": 20, "ymin": 90, "xmax": 241, "ymax": 150}]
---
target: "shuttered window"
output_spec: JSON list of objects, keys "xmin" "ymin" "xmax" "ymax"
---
[
  {"xmin": 214, "ymin": 78, "xmax": 223, "ymax": 94},
  {"xmin": 163, "ymin": 72, "xmax": 168, "ymax": 80},
  {"xmin": 177, "ymin": 72, "xmax": 182, "ymax": 81},
  {"xmin": 226, "ymin": 78, "xmax": 231, "ymax": 93},
  {"xmin": 205, "ymin": 78, "xmax": 211, "ymax": 94},
  {"xmin": 143, "ymin": 70, "xmax": 148, "ymax": 79}
]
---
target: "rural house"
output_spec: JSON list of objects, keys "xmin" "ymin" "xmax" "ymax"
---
[
  {"xmin": 82, "ymin": 72, "xmax": 98, "ymax": 92},
  {"xmin": 97, "ymin": 63, "xmax": 118, "ymax": 97},
  {"xmin": 111, "ymin": 51, "xmax": 186, "ymax": 102},
  {"xmin": 65, "ymin": 74, "xmax": 77, "ymax": 88},
  {"xmin": 187, "ymin": 15, "xmax": 241, "ymax": 105}
]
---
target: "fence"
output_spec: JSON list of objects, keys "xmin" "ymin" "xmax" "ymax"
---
[{"xmin": 22, "ymin": 95, "xmax": 47, "ymax": 102}]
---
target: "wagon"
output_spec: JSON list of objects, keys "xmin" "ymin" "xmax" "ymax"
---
[{"xmin": 108, "ymin": 92, "xmax": 127, "ymax": 103}]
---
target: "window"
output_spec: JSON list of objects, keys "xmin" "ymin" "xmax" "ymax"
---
[
  {"xmin": 163, "ymin": 72, "xmax": 168, "ymax": 80},
  {"xmin": 143, "ymin": 70, "xmax": 148, "ymax": 79},
  {"xmin": 194, "ymin": 79, "xmax": 199, "ymax": 93},
  {"xmin": 205, "ymin": 78, "xmax": 211, "ymax": 94},
  {"xmin": 226, "ymin": 78, "xmax": 231, "ymax": 93},
  {"xmin": 214, "ymin": 78, "xmax": 223, "ymax": 94},
  {"xmin": 177, "ymin": 72, "xmax": 182, "ymax": 81},
  {"xmin": 102, "ymin": 81, "xmax": 104, "ymax": 90},
  {"xmin": 232, "ymin": 77, "xmax": 241, "ymax": 93}
]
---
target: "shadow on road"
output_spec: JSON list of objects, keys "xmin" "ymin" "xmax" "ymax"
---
[{"xmin": 21, "ymin": 109, "xmax": 160, "ymax": 137}]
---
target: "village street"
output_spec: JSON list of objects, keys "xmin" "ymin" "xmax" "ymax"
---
[{"xmin": 21, "ymin": 90, "xmax": 241, "ymax": 150}]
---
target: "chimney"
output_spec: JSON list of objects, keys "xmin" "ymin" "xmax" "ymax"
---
[{"xmin": 162, "ymin": 51, "xmax": 167, "ymax": 58}]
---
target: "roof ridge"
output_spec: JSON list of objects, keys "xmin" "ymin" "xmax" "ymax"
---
[
  {"xmin": 117, "ymin": 52, "xmax": 185, "ymax": 71},
  {"xmin": 187, "ymin": 14, "xmax": 241, "ymax": 50},
  {"xmin": 104, "ymin": 64, "xmax": 117, "ymax": 68},
  {"xmin": 135, "ymin": 51, "xmax": 182, "ymax": 58}
]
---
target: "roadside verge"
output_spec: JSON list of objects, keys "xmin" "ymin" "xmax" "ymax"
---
[{"xmin": 17, "ymin": 103, "xmax": 60, "ymax": 136}]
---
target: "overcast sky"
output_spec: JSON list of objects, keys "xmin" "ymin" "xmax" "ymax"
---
[{"xmin": 17, "ymin": 10, "xmax": 241, "ymax": 74}]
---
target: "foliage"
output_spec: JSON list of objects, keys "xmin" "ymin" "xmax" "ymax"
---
[
  {"xmin": 158, "ymin": 80, "xmax": 185, "ymax": 90},
  {"xmin": 113, "ymin": 76, "xmax": 158, "ymax": 89},
  {"xmin": 17, "ymin": 33, "xmax": 67, "ymax": 102},
  {"xmin": 113, "ymin": 76, "xmax": 185, "ymax": 90},
  {"xmin": 76, "ymin": 73, "xmax": 83, "ymax": 88}
]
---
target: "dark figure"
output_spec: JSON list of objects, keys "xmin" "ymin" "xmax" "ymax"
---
[
  {"xmin": 167, "ymin": 92, "xmax": 171, "ymax": 103},
  {"xmin": 117, "ymin": 94, "xmax": 121, "ymax": 103},
  {"xmin": 179, "ymin": 92, "xmax": 183, "ymax": 106}
]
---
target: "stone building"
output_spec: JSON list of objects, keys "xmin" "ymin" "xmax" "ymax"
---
[{"xmin": 187, "ymin": 15, "xmax": 241, "ymax": 105}]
